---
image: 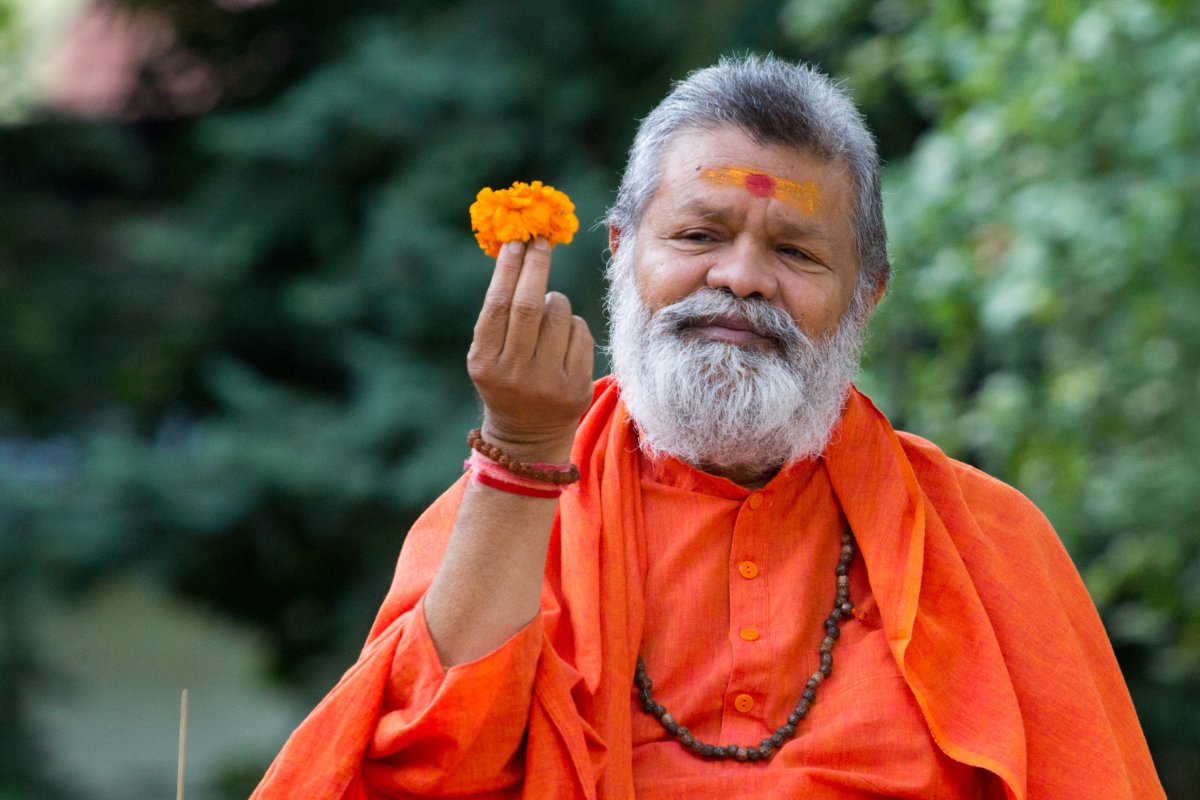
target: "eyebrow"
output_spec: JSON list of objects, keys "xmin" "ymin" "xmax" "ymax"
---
[{"xmin": 672, "ymin": 199, "xmax": 831, "ymax": 243}]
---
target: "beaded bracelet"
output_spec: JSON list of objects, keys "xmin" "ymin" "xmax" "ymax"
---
[
  {"xmin": 465, "ymin": 450, "xmax": 565, "ymax": 498},
  {"xmin": 466, "ymin": 428, "xmax": 580, "ymax": 485}
]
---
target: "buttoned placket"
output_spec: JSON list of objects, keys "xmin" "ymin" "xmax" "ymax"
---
[{"xmin": 721, "ymin": 489, "xmax": 774, "ymax": 744}]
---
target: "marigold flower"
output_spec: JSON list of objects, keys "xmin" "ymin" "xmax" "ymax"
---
[{"xmin": 469, "ymin": 180, "xmax": 579, "ymax": 258}]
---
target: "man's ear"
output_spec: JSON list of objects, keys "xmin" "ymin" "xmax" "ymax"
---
[
  {"xmin": 869, "ymin": 275, "xmax": 888, "ymax": 310},
  {"xmin": 608, "ymin": 225, "xmax": 621, "ymax": 255}
]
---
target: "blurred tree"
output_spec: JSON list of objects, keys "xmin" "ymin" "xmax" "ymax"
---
[
  {"xmin": 68, "ymin": 0, "xmax": 807, "ymax": 685},
  {"xmin": 0, "ymin": 0, "xmax": 805, "ymax": 795},
  {"xmin": 782, "ymin": 0, "xmax": 1200, "ymax": 794}
]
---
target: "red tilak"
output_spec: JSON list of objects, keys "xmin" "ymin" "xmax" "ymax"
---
[{"xmin": 742, "ymin": 172, "xmax": 776, "ymax": 198}]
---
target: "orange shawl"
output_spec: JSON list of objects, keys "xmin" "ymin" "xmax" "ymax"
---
[{"xmin": 252, "ymin": 377, "xmax": 1163, "ymax": 799}]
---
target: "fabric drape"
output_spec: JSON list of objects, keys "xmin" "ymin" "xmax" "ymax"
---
[{"xmin": 252, "ymin": 377, "xmax": 1163, "ymax": 799}]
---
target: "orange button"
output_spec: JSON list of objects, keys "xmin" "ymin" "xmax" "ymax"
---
[
  {"xmin": 738, "ymin": 561, "xmax": 759, "ymax": 579},
  {"xmin": 739, "ymin": 627, "xmax": 761, "ymax": 641},
  {"xmin": 747, "ymin": 493, "xmax": 764, "ymax": 510},
  {"xmin": 734, "ymin": 693, "xmax": 754, "ymax": 713}
]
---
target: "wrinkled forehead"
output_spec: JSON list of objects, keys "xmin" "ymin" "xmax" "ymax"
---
[
  {"xmin": 698, "ymin": 165, "xmax": 823, "ymax": 215},
  {"xmin": 657, "ymin": 126, "xmax": 847, "ymax": 202}
]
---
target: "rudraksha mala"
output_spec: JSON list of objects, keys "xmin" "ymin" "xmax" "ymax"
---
[
  {"xmin": 467, "ymin": 428, "xmax": 580, "ymax": 485},
  {"xmin": 634, "ymin": 528, "xmax": 857, "ymax": 762}
]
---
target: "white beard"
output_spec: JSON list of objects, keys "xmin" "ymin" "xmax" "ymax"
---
[{"xmin": 605, "ymin": 243, "xmax": 868, "ymax": 476}]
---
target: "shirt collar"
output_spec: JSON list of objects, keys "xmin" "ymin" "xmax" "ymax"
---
[{"xmin": 633, "ymin": 422, "xmax": 823, "ymax": 499}]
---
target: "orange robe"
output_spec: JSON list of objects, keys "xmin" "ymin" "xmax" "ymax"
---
[{"xmin": 252, "ymin": 378, "xmax": 1164, "ymax": 799}]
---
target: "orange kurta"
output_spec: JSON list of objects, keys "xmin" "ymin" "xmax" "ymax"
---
[
  {"xmin": 629, "ymin": 447, "xmax": 980, "ymax": 797},
  {"xmin": 252, "ymin": 378, "xmax": 1164, "ymax": 799}
]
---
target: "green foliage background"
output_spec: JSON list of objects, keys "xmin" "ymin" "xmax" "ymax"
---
[{"xmin": 1, "ymin": 0, "xmax": 1196, "ymax": 796}]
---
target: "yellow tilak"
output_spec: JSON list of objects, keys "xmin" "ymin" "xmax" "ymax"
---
[{"xmin": 701, "ymin": 166, "xmax": 821, "ymax": 214}]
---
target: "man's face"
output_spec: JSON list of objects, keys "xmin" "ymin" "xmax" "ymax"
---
[
  {"xmin": 626, "ymin": 125, "xmax": 865, "ymax": 345},
  {"xmin": 606, "ymin": 127, "xmax": 875, "ymax": 481}
]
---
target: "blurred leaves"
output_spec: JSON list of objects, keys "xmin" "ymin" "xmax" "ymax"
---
[
  {"xmin": 1, "ymin": 0, "xmax": 803, "ymax": 794},
  {"xmin": 785, "ymin": 0, "xmax": 1200, "ymax": 791}
]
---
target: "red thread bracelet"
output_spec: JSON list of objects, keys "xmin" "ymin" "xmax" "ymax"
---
[
  {"xmin": 471, "ymin": 470, "xmax": 562, "ymax": 499},
  {"xmin": 465, "ymin": 450, "xmax": 569, "ymax": 498}
]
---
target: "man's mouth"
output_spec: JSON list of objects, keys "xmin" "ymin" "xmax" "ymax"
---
[{"xmin": 683, "ymin": 314, "xmax": 773, "ymax": 345}]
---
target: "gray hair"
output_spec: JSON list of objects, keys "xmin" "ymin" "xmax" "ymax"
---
[{"xmin": 606, "ymin": 54, "xmax": 890, "ymax": 295}]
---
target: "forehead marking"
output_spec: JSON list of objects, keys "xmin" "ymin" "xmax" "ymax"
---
[
  {"xmin": 701, "ymin": 166, "xmax": 821, "ymax": 214},
  {"xmin": 743, "ymin": 172, "xmax": 775, "ymax": 197}
]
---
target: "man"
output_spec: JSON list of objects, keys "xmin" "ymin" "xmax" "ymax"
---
[{"xmin": 253, "ymin": 56, "xmax": 1164, "ymax": 799}]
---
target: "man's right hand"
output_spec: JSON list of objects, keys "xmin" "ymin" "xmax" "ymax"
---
[
  {"xmin": 424, "ymin": 238, "xmax": 595, "ymax": 667},
  {"xmin": 467, "ymin": 237, "xmax": 595, "ymax": 462}
]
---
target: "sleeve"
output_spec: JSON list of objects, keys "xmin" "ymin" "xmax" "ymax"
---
[
  {"xmin": 252, "ymin": 477, "xmax": 562, "ymax": 800},
  {"xmin": 360, "ymin": 594, "xmax": 543, "ymax": 797}
]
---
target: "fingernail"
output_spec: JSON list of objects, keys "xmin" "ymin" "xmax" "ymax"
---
[
  {"xmin": 502, "ymin": 240, "xmax": 523, "ymax": 257},
  {"xmin": 532, "ymin": 237, "xmax": 550, "ymax": 252}
]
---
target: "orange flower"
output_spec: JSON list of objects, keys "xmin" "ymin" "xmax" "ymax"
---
[{"xmin": 469, "ymin": 180, "xmax": 579, "ymax": 258}]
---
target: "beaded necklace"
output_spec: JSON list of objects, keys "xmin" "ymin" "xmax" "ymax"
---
[{"xmin": 633, "ymin": 529, "xmax": 856, "ymax": 762}]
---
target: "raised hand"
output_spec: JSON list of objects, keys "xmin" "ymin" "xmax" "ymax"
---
[
  {"xmin": 425, "ymin": 238, "xmax": 595, "ymax": 666},
  {"xmin": 467, "ymin": 237, "xmax": 595, "ymax": 462}
]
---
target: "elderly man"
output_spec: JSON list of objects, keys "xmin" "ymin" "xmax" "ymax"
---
[{"xmin": 253, "ymin": 56, "xmax": 1163, "ymax": 799}]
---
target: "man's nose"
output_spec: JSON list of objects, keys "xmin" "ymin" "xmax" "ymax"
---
[{"xmin": 705, "ymin": 240, "xmax": 778, "ymax": 300}]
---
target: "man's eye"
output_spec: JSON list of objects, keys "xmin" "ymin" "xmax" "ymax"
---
[
  {"xmin": 680, "ymin": 231, "xmax": 715, "ymax": 242},
  {"xmin": 778, "ymin": 246, "xmax": 811, "ymax": 260}
]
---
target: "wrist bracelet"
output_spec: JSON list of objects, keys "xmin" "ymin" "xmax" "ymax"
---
[
  {"xmin": 471, "ymin": 469, "xmax": 563, "ymax": 499},
  {"xmin": 466, "ymin": 428, "xmax": 580, "ymax": 484},
  {"xmin": 465, "ymin": 449, "xmax": 569, "ymax": 498}
]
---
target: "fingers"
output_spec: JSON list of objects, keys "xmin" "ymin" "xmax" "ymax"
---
[
  {"xmin": 565, "ymin": 315, "xmax": 595, "ymax": 379},
  {"xmin": 467, "ymin": 236, "xmax": 594, "ymax": 440},
  {"xmin": 536, "ymin": 291, "xmax": 574, "ymax": 364},
  {"xmin": 502, "ymin": 238, "xmax": 553, "ymax": 357},
  {"xmin": 473, "ymin": 240, "xmax": 528, "ymax": 362},
  {"xmin": 472, "ymin": 238, "xmax": 555, "ymax": 363}
]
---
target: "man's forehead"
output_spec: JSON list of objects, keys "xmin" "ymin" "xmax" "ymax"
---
[
  {"xmin": 655, "ymin": 127, "xmax": 840, "ymax": 216},
  {"xmin": 699, "ymin": 165, "xmax": 822, "ymax": 215}
]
